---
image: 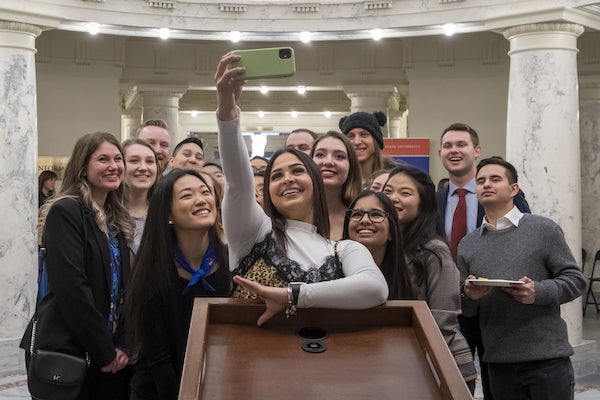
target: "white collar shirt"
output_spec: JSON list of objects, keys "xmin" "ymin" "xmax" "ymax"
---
[{"xmin": 480, "ymin": 205, "xmax": 524, "ymax": 234}]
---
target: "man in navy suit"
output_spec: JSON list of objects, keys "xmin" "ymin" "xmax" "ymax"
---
[{"xmin": 436, "ymin": 123, "xmax": 530, "ymax": 400}]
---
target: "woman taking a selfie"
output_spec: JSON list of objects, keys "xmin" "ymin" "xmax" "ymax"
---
[{"xmin": 215, "ymin": 52, "xmax": 388, "ymax": 326}]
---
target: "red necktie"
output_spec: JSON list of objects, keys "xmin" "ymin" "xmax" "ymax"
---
[{"xmin": 450, "ymin": 188, "xmax": 467, "ymax": 259}]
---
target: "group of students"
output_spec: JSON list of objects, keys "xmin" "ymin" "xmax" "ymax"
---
[{"xmin": 21, "ymin": 51, "xmax": 585, "ymax": 400}]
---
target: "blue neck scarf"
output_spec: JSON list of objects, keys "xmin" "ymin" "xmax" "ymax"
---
[{"xmin": 175, "ymin": 243, "xmax": 217, "ymax": 294}]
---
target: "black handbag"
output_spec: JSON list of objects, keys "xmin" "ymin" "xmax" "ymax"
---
[{"xmin": 27, "ymin": 317, "xmax": 90, "ymax": 400}]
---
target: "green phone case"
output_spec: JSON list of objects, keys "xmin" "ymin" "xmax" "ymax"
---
[{"xmin": 232, "ymin": 47, "xmax": 296, "ymax": 80}]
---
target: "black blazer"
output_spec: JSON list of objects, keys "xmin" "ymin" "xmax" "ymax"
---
[
  {"xmin": 21, "ymin": 198, "xmax": 130, "ymax": 368},
  {"xmin": 436, "ymin": 185, "xmax": 531, "ymax": 229}
]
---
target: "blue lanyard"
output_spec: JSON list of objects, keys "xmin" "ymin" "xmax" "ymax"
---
[{"xmin": 174, "ymin": 243, "xmax": 217, "ymax": 294}]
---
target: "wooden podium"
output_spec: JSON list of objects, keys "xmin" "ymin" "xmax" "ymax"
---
[{"xmin": 179, "ymin": 298, "xmax": 472, "ymax": 400}]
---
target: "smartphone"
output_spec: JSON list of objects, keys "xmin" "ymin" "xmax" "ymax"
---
[{"xmin": 231, "ymin": 47, "xmax": 296, "ymax": 80}]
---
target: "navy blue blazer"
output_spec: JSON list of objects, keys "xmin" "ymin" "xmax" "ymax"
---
[{"xmin": 436, "ymin": 185, "xmax": 531, "ymax": 229}]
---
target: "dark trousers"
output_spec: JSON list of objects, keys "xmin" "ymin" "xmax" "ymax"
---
[
  {"xmin": 487, "ymin": 357, "xmax": 574, "ymax": 400},
  {"xmin": 458, "ymin": 314, "xmax": 493, "ymax": 400}
]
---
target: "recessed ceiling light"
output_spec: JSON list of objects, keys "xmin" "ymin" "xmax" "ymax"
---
[
  {"xmin": 260, "ymin": 86, "xmax": 269, "ymax": 94},
  {"xmin": 159, "ymin": 28, "xmax": 170, "ymax": 40},
  {"xmin": 299, "ymin": 31, "xmax": 312, "ymax": 43},
  {"xmin": 191, "ymin": 110, "xmax": 198, "ymax": 117},
  {"xmin": 443, "ymin": 23, "xmax": 457, "ymax": 36},
  {"xmin": 371, "ymin": 29, "xmax": 383, "ymax": 41},
  {"xmin": 258, "ymin": 111, "xmax": 265, "ymax": 118},
  {"xmin": 297, "ymin": 86, "xmax": 306, "ymax": 95},
  {"xmin": 88, "ymin": 22, "xmax": 100, "ymax": 35},
  {"xmin": 229, "ymin": 31, "xmax": 241, "ymax": 43},
  {"xmin": 324, "ymin": 111, "xmax": 332, "ymax": 118},
  {"xmin": 291, "ymin": 111, "xmax": 298, "ymax": 118}
]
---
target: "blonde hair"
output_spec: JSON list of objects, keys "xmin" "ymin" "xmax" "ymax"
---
[{"xmin": 39, "ymin": 132, "xmax": 133, "ymax": 244}]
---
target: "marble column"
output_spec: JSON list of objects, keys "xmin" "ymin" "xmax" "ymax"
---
[
  {"xmin": 121, "ymin": 110, "xmax": 142, "ymax": 141},
  {"xmin": 343, "ymin": 84, "xmax": 398, "ymax": 138},
  {"xmin": 504, "ymin": 23, "xmax": 594, "ymax": 376},
  {"xmin": 579, "ymin": 78, "xmax": 600, "ymax": 273},
  {"xmin": 387, "ymin": 110, "xmax": 405, "ymax": 138},
  {"xmin": 138, "ymin": 87, "xmax": 186, "ymax": 150},
  {"xmin": 0, "ymin": 20, "xmax": 42, "ymax": 375}
]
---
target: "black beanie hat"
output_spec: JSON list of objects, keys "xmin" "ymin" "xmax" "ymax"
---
[{"xmin": 338, "ymin": 111, "xmax": 387, "ymax": 149}]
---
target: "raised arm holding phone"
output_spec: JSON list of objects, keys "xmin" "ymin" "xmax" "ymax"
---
[{"xmin": 215, "ymin": 52, "xmax": 388, "ymax": 326}]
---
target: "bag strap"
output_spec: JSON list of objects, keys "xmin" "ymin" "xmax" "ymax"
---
[
  {"xmin": 30, "ymin": 318, "xmax": 91, "ymax": 366},
  {"xmin": 31, "ymin": 204, "xmax": 91, "ymax": 367},
  {"xmin": 334, "ymin": 240, "xmax": 340, "ymax": 261},
  {"xmin": 29, "ymin": 318, "xmax": 38, "ymax": 355},
  {"xmin": 38, "ymin": 222, "xmax": 47, "ymax": 277}
]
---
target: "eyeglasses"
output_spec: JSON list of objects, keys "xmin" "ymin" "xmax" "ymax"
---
[{"xmin": 346, "ymin": 209, "xmax": 388, "ymax": 223}]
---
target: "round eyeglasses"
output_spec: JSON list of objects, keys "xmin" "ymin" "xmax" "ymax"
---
[{"xmin": 346, "ymin": 209, "xmax": 388, "ymax": 223}]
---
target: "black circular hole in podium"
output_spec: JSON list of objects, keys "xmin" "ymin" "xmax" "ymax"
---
[
  {"xmin": 301, "ymin": 341, "xmax": 327, "ymax": 354},
  {"xmin": 297, "ymin": 326, "xmax": 328, "ymax": 341}
]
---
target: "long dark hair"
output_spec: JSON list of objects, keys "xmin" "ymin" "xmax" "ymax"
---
[
  {"xmin": 125, "ymin": 169, "xmax": 228, "ymax": 354},
  {"xmin": 342, "ymin": 190, "xmax": 415, "ymax": 299},
  {"xmin": 38, "ymin": 170, "xmax": 57, "ymax": 192},
  {"xmin": 384, "ymin": 165, "xmax": 446, "ymax": 287},
  {"xmin": 263, "ymin": 148, "xmax": 330, "ymax": 248}
]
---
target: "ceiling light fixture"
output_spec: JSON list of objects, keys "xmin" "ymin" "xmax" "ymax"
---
[
  {"xmin": 443, "ymin": 23, "xmax": 457, "ymax": 36},
  {"xmin": 88, "ymin": 22, "xmax": 100, "ymax": 35},
  {"xmin": 299, "ymin": 31, "xmax": 312, "ymax": 43},
  {"xmin": 371, "ymin": 29, "xmax": 383, "ymax": 41},
  {"xmin": 258, "ymin": 111, "xmax": 265, "ymax": 118},
  {"xmin": 159, "ymin": 28, "xmax": 170, "ymax": 40},
  {"xmin": 297, "ymin": 86, "xmax": 306, "ymax": 95},
  {"xmin": 324, "ymin": 111, "xmax": 332, "ymax": 118},
  {"xmin": 291, "ymin": 111, "xmax": 298, "ymax": 118},
  {"xmin": 260, "ymin": 85, "xmax": 269, "ymax": 94},
  {"xmin": 191, "ymin": 110, "xmax": 198, "ymax": 117},
  {"xmin": 229, "ymin": 31, "xmax": 241, "ymax": 43}
]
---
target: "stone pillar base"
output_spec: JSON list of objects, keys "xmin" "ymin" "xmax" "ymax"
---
[
  {"xmin": 0, "ymin": 338, "xmax": 25, "ymax": 376},
  {"xmin": 572, "ymin": 339, "xmax": 598, "ymax": 378}
]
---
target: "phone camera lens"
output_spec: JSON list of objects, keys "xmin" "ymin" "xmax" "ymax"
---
[{"xmin": 279, "ymin": 49, "xmax": 292, "ymax": 59}]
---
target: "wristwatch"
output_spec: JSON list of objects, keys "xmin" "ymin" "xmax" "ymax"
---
[
  {"xmin": 290, "ymin": 282, "xmax": 302, "ymax": 305},
  {"xmin": 286, "ymin": 282, "xmax": 303, "ymax": 318}
]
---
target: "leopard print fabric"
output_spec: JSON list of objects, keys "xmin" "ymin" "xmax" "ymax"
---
[
  {"xmin": 231, "ymin": 232, "xmax": 343, "ymax": 298},
  {"xmin": 232, "ymin": 258, "xmax": 288, "ymax": 299}
]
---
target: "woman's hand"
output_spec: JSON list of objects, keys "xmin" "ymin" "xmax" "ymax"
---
[
  {"xmin": 100, "ymin": 357, "xmax": 116, "ymax": 373},
  {"xmin": 100, "ymin": 349, "xmax": 130, "ymax": 373},
  {"xmin": 233, "ymin": 275, "xmax": 288, "ymax": 326},
  {"xmin": 114, "ymin": 348, "xmax": 130, "ymax": 370},
  {"xmin": 215, "ymin": 52, "xmax": 245, "ymax": 122}
]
